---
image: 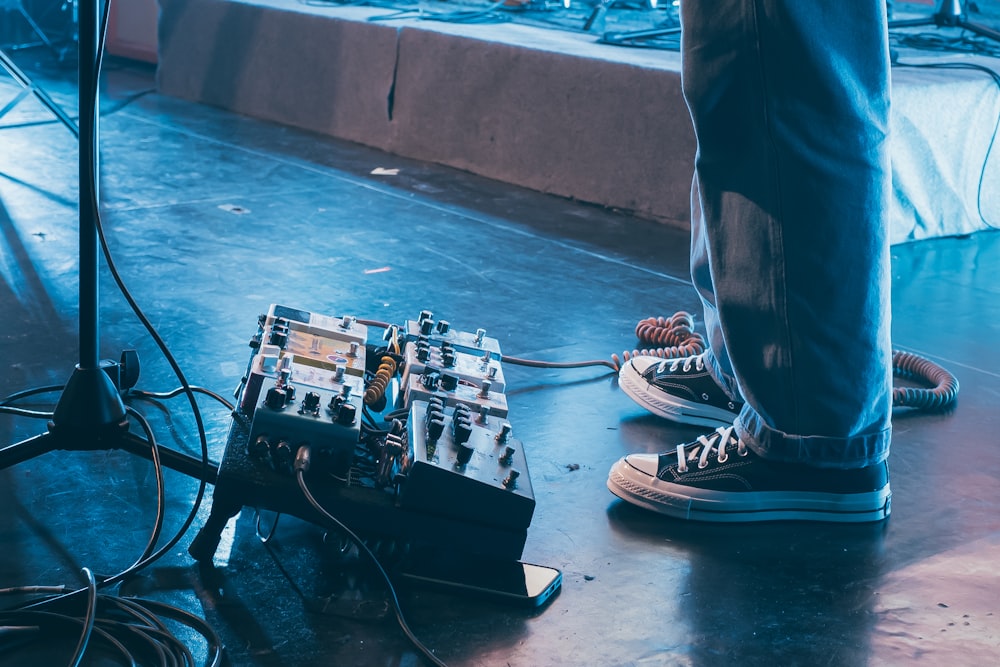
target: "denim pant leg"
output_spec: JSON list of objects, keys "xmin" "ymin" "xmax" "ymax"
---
[{"xmin": 681, "ymin": 0, "xmax": 893, "ymax": 468}]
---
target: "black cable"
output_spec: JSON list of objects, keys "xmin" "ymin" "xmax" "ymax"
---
[
  {"xmin": 502, "ymin": 354, "xmax": 618, "ymax": 371},
  {"xmin": 0, "ymin": 0, "xmax": 219, "ymax": 662},
  {"xmin": 368, "ymin": 0, "xmax": 510, "ymax": 25},
  {"xmin": 294, "ymin": 447, "xmax": 447, "ymax": 667},
  {"xmin": 302, "ymin": 0, "xmax": 407, "ymax": 9},
  {"xmin": 0, "ymin": 589, "xmax": 225, "ymax": 666},
  {"xmin": 87, "ymin": 0, "xmax": 213, "ymax": 588},
  {"xmin": 891, "ymin": 58, "xmax": 1000, "ymax": 230},
  {"xmin": 890, "ymin": 29, "xmax": 1000, "ymax": 59},
  {"xmin": 254, "ymin": 510, "xmax": 282, "ymax": 543},
  {"xmin": 124, "ymin": 407, "xmax": 167, "ymax": 567},
  {"xmin": 7, "ymin": 405, "xmax": 168, "ymax": 661},
  {"xmin": 130, "ymin": 386, "xmax": 236, "ymax": 412},
  {"xmin": 0, "ymin": 405, "xmax": 54, "ymax": 419},
  {"xmin": 67, "ymin": 568, "xmax": 98, "ymax": 667},
  {"xmin": 1, "ymin": 384, "xmax": 64, "ymax": 405}
]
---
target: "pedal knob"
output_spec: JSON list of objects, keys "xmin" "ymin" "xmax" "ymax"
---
[
  {"xmin": 268, "ymin": 328, "xmax": 288, "ymax": 348},
  {"xmin": 336, "ymin": 403, "xmax": 357, "ymax": 425},
  {"xmin": 453, "ymin": 420, "xmax": 473, "ymax": 445},
  {"xmin": 302, "ymin": 391, "xmax": 321, "ymax": 413},
  {"xmin": 500, "ymin": 445, "xmax": 516, "ymax": 466},
  {"xmin": 436, "ymin": 320, "xmax": 450, "ymax": 334},
  {"xmin": 421, "ymin": 371, "xmax": 440, "ymax": 390},
  {"xmin": 427, "ymin": 417, "xmax": 445, "ymax": 442},
  {"xmin": 503, "ymin": 469, "xmax": 520, "ymax": 488},
  {"xmin": 440, "ymin": 374, "xmax": 458, "ymax": 391},
  {"xmin": 264, "ymin": 386, "xmax": 287, "ymax": 410},
  {"xmin": 416, "ymin": 343, "xmax": 430, "ymax": 362},
  {"xmin": 420, "ymin": 318, "xmax": 435, "ymax": 335},
  {"xmin": 478, "ymin": 379, "xmax": 492, "ymax": 399},
  {"xmin": 441, "ymin": 350, "xmax": 456, "ymax": 368},
  {"xmin": 496, "ymin": 422, "xmax": 512, "ymax": 443},
  {"xmin": 456, "ymin": 443, "xmax": 475, "ymax": 466}
]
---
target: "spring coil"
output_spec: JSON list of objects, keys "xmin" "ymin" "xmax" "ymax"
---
[
  {"xmin": 611, "ymin": 315, "xmax": 958, "ymax": 412},
  {"xmin": 611, "ymin": 312, "xmax": 707, "ymax": 370},
  {"xmin": 364, "ymin": 356, "xmax": 398, "ymax": 406},
  {"xmin": 892, "ymin": 349, "xmax": 960, "ymax": 410}
]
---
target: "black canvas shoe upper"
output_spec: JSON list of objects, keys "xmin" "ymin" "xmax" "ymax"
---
[
  {"xmin": 642, "ymin": 355, "xmax": 743, "ymax": 414},
  {"xmin": 656, "ymin": 427, "xmax": 889, "ymax": 495}
]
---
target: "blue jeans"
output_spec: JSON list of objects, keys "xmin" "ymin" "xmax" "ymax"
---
[{"xmin": 682, "ymin": 0, "xmax": 893, "ymax": 468}]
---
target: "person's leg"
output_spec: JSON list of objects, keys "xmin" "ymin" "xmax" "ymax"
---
[{"xmin": 608, "ymin": 0, "xmax": 893, "ymax": 521}]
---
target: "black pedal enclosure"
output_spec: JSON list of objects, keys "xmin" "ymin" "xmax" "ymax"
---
[
  {"xmin": 189, "ymin": 417, "xmax": 531, "ymax": 562},
  {"xmin": 400, "ymin": 401, "xmax": 534, "ymax": 532}
]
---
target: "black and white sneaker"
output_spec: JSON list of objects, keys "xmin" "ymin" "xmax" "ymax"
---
[
  {"xmin": 607, "ymin": 426, "xmax": 891, "ymax": 523},
  {"xmin": 618, "ymin": 354, "xmax": 742, "ymax": 427}
]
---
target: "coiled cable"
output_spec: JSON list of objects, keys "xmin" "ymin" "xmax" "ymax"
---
[
  {"xmin": 364, "ymin": 356, "xmax": 398, "ymax": 406},
  {"xmin": 611, "ymin": 311, "xmax": 707, "ymax": 369},
  {"xmin": 616, "ymin": 312, "xmax": 959, "ymax": 411},
  {"xmin": 892, "ymin": 349, "xmax": 960, "ymax": 411}
]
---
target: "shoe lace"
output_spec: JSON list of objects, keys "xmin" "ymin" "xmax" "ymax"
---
[
  {"xmin": 660, "ymin": 352, "xmax": 706, "ymax": 374},
  {"xmin": 675, "ymin": 426, "xmax": 747, "ymax": 473}
]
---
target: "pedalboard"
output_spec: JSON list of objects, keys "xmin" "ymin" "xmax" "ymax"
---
[{"xmin": 190, "ymin": 305, "xmax": 541, "ymax": 566}]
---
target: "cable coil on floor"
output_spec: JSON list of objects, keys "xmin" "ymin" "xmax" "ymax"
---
[{"xmin": 618, "ymin": 312, "xmax": 960, "ymax": 412}]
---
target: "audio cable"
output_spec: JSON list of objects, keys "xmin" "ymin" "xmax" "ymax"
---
[{"xmin": 293, "ymin": 445, "xmax": 449, "ymax": 667}]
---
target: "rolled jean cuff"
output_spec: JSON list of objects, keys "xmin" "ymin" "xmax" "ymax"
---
[{"xmin": 736, "ymin": 407, "xmax": 892, "ymax": 469}]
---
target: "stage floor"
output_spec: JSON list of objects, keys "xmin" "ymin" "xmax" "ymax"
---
[{"xmin": 2, "ymin": 56, "xmax": 1000, "ymax": 666}]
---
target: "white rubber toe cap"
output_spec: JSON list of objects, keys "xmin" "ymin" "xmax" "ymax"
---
[
  {"xmin": 622, "ymin": 453, "xmax": 659, "ymax": 477},
  {"xmin": 622, "ymin": 356, "xmax": 661, "ymax": 376}
]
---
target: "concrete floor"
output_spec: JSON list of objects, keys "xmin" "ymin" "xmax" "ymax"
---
[{"xmin": 1, "ymin": 55, "xmax": 999, "ymax": 666}]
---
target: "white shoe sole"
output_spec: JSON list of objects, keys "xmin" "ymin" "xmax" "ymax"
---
[
  {"xmin": 607, "ymin": 459, "xmax": 891, "ymax": 523},
  {"xmin": 618, "ymin": 360, "xmax": 738, "ymax": 428}
]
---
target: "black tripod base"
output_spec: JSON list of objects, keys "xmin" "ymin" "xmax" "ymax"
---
[
  {"xmin": 0, "ymin": 363, "xmax": 130, "ymax": 469},
  {"xmin": 0, "ymin": 427, "xmax": 218, "ymax": 481},
  {"xmin": 51, "ymin": 363, "xmax": 128, "ymax": 432},
  {"xmin": 889, "ymin": 1, "xmax": 1000, "ymax": 43}
]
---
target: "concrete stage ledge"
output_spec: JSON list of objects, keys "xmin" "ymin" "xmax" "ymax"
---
[{"xmin": 156, "ymin": 0, "xmax": 1000, "ymax": 243}]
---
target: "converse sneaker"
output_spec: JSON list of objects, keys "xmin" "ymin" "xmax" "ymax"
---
[
  {"xmin": 607, "ymin": 426, "xmax": 891, "ymax": 523},
  {"xmin": 618, "ymin": 354, "xmax": 742, "ymax": 427}
]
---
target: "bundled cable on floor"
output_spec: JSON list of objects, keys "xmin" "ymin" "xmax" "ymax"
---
[{"xmin": 0, "ymin": 579, "xmax": 224, "ymax": 667}]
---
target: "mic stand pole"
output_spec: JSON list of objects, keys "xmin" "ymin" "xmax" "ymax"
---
[{"xmin": 0, "ymin": 0, "xmax": 215, "ymax": 483}]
